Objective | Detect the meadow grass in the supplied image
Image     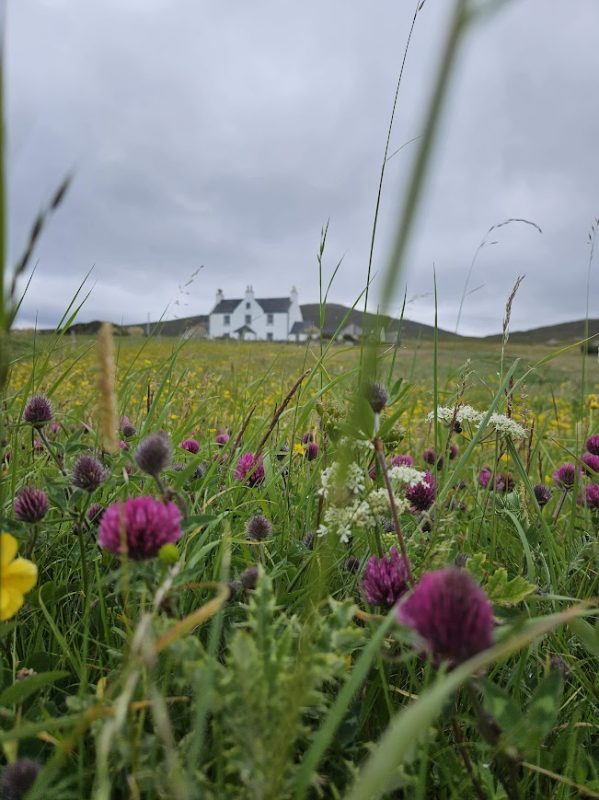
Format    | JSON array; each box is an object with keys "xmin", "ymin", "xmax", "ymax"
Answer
[{"xmin": 0, "ymin": 331, "xmax": 598, "ymax": 799}]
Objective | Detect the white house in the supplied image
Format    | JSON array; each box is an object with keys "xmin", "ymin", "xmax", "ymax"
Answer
[{"xmin": 209, "ymin": 286, "xmax": 304, "ymax": 341}]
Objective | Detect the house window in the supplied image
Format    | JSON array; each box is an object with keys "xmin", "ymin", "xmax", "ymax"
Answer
[
  {"xmin": 267, "ymin": 332, "xmax": 273, "ymax": 341},
  {"xmin": 245, "ymin": 314, "xmax": 251, "ymax": 324},
  {"xmin": 224, "ymin": 315, "xmax": 230, "ymax": 326},
  {"xmin": 246, "ymin": 301, "xmax": 251, "ymax": 309},
  {"xmin": 267, "ymin": 313, "xmax": 274, "ymax": 325}
]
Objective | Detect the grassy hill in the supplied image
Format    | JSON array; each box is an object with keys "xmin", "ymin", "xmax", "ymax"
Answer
[{"xmin": 483, "ymin": 318, "xmax": 599, "ymax": 345}]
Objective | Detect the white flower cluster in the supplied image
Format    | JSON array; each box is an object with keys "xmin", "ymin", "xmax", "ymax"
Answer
[
  {"xmin": 388, "ymin": 465, "xmax": 427, "ymax": 488},
  {"xmin": 317, "ymin": 461, "xmax": 407, "ymax": 543},
  {"xmin": 319, "ymin": 461, "xmax": 367, "ymax": 499},
  {"xmin": 487, "ymin": 413, "xmax": 527, "ymax": 439},
  {"xmin": 317, "ymin": 489, "xmax": 407, "ymax": 543},
  {"xmin": 427, "ymin": 405, "xmax": 526, "ymax": 439},
  {"xmin": 427, "ymin": 405, "xmax": 484, "ymax": 425},
  {"xmin": 339, "ymin": 436, "xmax": 375, "ymax": 452}
]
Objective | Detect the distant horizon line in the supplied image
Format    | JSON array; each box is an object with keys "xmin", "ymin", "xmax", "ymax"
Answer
[{"xmin": 12, "ymin": 299, "xmax": 599, "ymax": 341}]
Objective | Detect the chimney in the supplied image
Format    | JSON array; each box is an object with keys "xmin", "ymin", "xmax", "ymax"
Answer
[
  {"xmin": 215, "ymin": 288, "xmax": 224, "ymax": 306},
  {"xmin": 245, "ymin": 285, "xmax": 254, "ymax": 301},
  {"xmin": 290, "ymin": 286, "xmax": 298, "ymax": 304}
]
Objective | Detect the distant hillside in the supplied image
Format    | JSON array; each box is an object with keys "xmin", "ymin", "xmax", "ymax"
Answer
[
  {"xmin": 299, "ymin": 303, "xmax": 460, "ymax": 340},
  {"xmin": 126, "ymin": 304, "xmax": 459, "ymax": 340},
  {"xmin": 483, "ymin": 318, "xmax": 599, "ymax": 345}
]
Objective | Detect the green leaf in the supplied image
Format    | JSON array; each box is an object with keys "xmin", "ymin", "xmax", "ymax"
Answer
[
  {"xmin": 485, "ymin": 567, "xmax": 536, "ymax": 606},
  {"xmin": 570, "ymin": 617, "xmax": 599, "ymax": 659},
  {"xmin": 0, "ymin": 671, "xmax": 69, "ymax": 706},
  {"xmin": 480, "ymin": 678, "xmax": 521, "ymax": 731},
  {"xmin": 503, "ymin": 671, "xmax": 563, "ymax": 756}
]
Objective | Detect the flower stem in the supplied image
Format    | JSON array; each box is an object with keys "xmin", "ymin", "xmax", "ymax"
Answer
[
  {"xmin": 374, "ymin": 436, "xmax": 412, "ymax": 586},
  {"xmin": 37, "ymin": 426, "xmax": 66, "ymax": 475}
]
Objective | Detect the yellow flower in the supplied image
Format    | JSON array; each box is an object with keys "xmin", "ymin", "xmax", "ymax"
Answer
[
  {"xmin": 0, "ymin": 533, "xmax": 38, "ymax": 621},
  {"xmin": 293, "ymin": 443, "xmax": 305, "ymax": 456}
]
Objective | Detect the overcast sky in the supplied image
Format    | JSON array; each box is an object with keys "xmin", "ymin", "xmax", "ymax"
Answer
[{"xmin": 7, "ymin": 0, "xmax": 599, "ymax": 335}]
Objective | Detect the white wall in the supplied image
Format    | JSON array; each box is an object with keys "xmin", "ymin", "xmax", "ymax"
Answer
[{"xmin": 209, "ymin": 290, "xmax": 304, "ymax": 341}]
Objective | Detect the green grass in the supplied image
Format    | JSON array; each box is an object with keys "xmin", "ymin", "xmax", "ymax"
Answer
[{"xmin": 1, "ymin": 332, "xmax": 598, "ymax": 799}]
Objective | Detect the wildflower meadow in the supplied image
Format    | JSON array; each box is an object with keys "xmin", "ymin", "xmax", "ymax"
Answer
[
  {"xmin": 2, "ymin": 1, "xmax": 599, "ymax": 798},
  {"xmin": 1, "ymin": 325, "xmax": 599, "ymax": 799}
]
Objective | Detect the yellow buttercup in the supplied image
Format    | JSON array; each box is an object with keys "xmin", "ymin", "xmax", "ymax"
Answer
[{"xmin": 0, "ymin": 533, "xmax": 38, "ymax": 621}]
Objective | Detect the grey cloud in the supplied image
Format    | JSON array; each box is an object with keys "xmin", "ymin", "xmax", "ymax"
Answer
[{"xmin": 7, "ymin": 0, "xmax": 599, "ymax": 334}]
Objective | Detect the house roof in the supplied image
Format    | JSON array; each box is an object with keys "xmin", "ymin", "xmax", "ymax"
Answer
[
  {"xmin": 290, "ymin": 320, "xmax": 309, "ymax": 334},
  {"xmin": 211, "ymin": 297, "xmax": 292, "ymax": 315},
  {"xmin": 256, "ymin": 297, "xmax": 291, "ymax": 313},
  {"xmin": 234, "ymin": 324, "xmax": 256, "ymax": 335},
  {"xmin": 212, "ymin": 299, "xmax": 241, "ymax": 314}
]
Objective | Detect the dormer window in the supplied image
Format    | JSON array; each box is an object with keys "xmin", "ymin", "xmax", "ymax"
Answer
[
  {"xmin": 267, "ymin": 313, "xmax": 274, "ymax": 325},
  {"xmin": 224, "ymin": 315, "xmax": 230, "ymax": 326}
]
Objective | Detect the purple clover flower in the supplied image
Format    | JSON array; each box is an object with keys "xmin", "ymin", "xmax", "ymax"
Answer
[
  {"xmin": 72, "ymin": 455, "xmax": 107, "ymax": 492},
  {"xmin": 181, "ymin": 438, "xmax": 200, "ymax": 454},
  {"xmin": 585, "ymin": 484, "xmax": 599, "ymax": 510},
  {"xmin": 533, "ymin": 484, "xmax": 552, "ymax": 507},
  {"xmin": 405, "ymin": 472, "xmax": 436, "ymax": 512},
  {"xmin": 581, "ymin": 452, "xmax": 599, "ymax": 475},
  {"xmin": 552, "ymin": 463, "xmax": 579, "ymax": 489},
  {"xmin": 120, "ymin": 416, "xmax": 137, "ymax": 438},
  {"xmin": 0, "ymin": 758, "xmax": 41, "ymax": 800},
  {"xmin": 422, "ymin": 448, "xmax": 443, "ymax": 469},
  {"xmin": 305, "ymin": 442, "xmax": 319, "ymax": 461},
  {"xmin": 98, "ymin": 496, "xmax": 182, "ymax": 560},
  {"xmin": 361, "ymin": 546, "xmax": 410, "ymax": 608},
  {"xmin": 135, "ymin": 432, "xmax": 171, "ymax": 477},
  {"xmin": 234, "ymin": 452, "xmax": 265, "ymax": 487},
  {"xmin": 586, "ymin": 435, "xmax": 599, "ymax": 456},
  {"xmin": 215, "ymin": 432, "xmax": 230, "ymax": 446},
  {"xmin": 14, "ymin": 487, "xmax": 49, "ymax": 523},
  {"xmin": 23, "ymin": 395, "xmax": 53, "ymax": 427},
  {"xmin": 390, "ymin": 454, "xmax": 414, "ymax": 467},
  {"xmin": 493, "ymin": 473, "xmax": 515, "ymax": 493},
  {"xmin": 397, "ymin": 567, "xmax": 494, "ymax": 666},
  {"xmin": 245, "ymin": 514, "xmax": 272, "ymax": 542},
  {"xmin": 478, "ymin": 467, "xmax": 493, "ymax": 488}
]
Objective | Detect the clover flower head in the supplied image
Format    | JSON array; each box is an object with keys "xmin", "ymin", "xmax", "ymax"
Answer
[
  {"xmin": 234, "ymin": 452, "xmax": 265, "ymax": 486},
  {"xmin": 135, "ymin": 432, "xmax": 172, "ymax": 477},
  {"xmin": 0, "ymin": 758, "xmax": 40, "ymax": 800},
  {"xmin": 533, "ymin": 484, "xmax": 552, "ymax": 507},
  {"xmin": 405, "ymin": 471, "xmax": 436, "ymax": 511},
  {"xmin": 361, "ymin": 546, "xmax": 410, "ymax": 608},
  {"xmin": 479, "ymin": 467, "xmax": 493, "ymax": 488},
  {"xmin": 23, "ymin": 394, "xmax": 53, "ymax": 427},
  {"xmin": 552, "ymin": 463, "xmax": 579, "ymax": 489},
  {"xmin": 246, "ymin": 514, "xmax": 272, "ymax": 542},
  {"xmin": 366, "ymin": 382, "xmax": 389, "ymax": 414},
  {"xmin": 98, "ymin": 496, "xmax": 182, "ymax": 560},
  {"xmin": 585, "ymin": 434, "xmax": 599, "ymax": 456},
  {"xmin": 72, "ymin": 454, "xmax": 107, "ymax": 492},
  {"xmin": 181, "ymin": 438, "xmax": 200, "ymax": 454},
  {"xmin": 585, "ymin": 483, "xmax": 599, "ymax": 510},
  {"xmin": 14, "ymin": 487, "xmax": 49, "ymax": 523},
  {"xmin": 390, "ymin": 454, "xmax": 414, "ymax": 467},
  {"xmin": 581, "ymin": 452, "xmax": 599, "ymax": 475},
  {"xmin": 397, "ymin": 567, "xmax": 494, "ymax": 666},
  {"xmin": 305, "ymin": 442, "xmax": 319, "ymax": 461}
]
